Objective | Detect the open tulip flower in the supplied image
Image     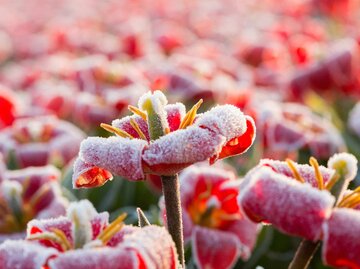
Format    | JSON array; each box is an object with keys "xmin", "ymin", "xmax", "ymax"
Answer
[
  {"xmin": 239, "ymin": 157, "xmax": 337, "ymax": 241},
  {"xmin": 0, "ymin": 115, "xmax": 85, "ymax": 169},
  {"xmin": 0, "ymin": 200, "xmax": 178, "ymax": 269},
  {"xmin": 0, "ymin": 164, "xmax": 68, "ymax": 243},
  {"xmin": 160, "ymin": 166, "xmax": 259, "ymax": 269},
  {"xmin": 72, "ymin": 90, "xmax": 255, "ymax": 188}
]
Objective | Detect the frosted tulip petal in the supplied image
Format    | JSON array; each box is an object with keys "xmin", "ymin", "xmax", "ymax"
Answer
[
  {"xmin": 143, "ymin": 127, "xmax": 225, "ymax": 175},
  {"xmin": 239, "ymin": 167, "xmax": 335, "ymax": 240},
  {"xmin": 72, "ymin": 158, "xmax": 113, "ymax": 188},
  {"xmin": 195, "ymin": 104, "xmax": 247, "ymax": 141},
  {"xmin": 322, "ymin": 208, "xmax": 360, "ymax": 269},
  {"xmin": 192, "ymin": 226, "xmax": 240, "ymax": 269},
  {"xmin": 0, "ymin": 240, "xmax": 58, "ymax": 269},
  {"xmin": 80, "ymin": 136, "xmax": 148, "ymax": 180},
  {"xmin": 48, "ymin": 247, "xmax": 138, "ymax": 269}
]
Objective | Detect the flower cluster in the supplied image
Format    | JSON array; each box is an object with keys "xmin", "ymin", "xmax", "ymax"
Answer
[
  {"xmin": 0, "ymin": 116, "xmax": 85, "ymax": 168},
  {"xmin": 0, "ymin": 162, "xmax": 68, "ymax": 243},
  {"xmin": 161, "ymin": 166, "xmax": 259, "ymax": 269},
  {"xmin": 0, "ymin": 200, "xmax": 177, "ymax": 269}
]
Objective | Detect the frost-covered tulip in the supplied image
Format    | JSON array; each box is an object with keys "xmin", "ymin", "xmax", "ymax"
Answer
[
  {"xmin": 239, "ymin": 158, "xmax": 336, "ymax": 241},
  {"xmin": 73, "ymin": 90, "xmax": 255, "ymax": 188},
  {"xmin": 0, "ymin": 200, "xmax": 177, "ymax": 269},
  {"xmin": 256, "ymin": 101, "xmax": 345, "ymax": 160},
  {"xmin": 0, "ymin": 115, "xmax": 85, "ymax": 168},
  {"xmin": 161, "ymin": 166, "xmax": 259, "ymax": 269},
  {"xmin": 0, "ymin": 165, "xmax": 68, "ymax": 243},
  {"xmin": 321, "ymin": 153, "xmax": 360, "ymax": 268}
]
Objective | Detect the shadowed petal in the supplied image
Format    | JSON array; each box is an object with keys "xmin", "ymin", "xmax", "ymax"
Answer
[
  {"xmin": 72, "ymin": 158, "xmax": 113, "ymax": 188},
  {"xmin": 224, "ymin": 218, "xmax": 259, "ymax": 260},
  {"xmin": 192, "ymin": 226, "xmax": 240, "ymax": 269}
]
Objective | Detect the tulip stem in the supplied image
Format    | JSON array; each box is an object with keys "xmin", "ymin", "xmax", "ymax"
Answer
[
  {"xmin": 161, "ymin": 174, "xmax": 185, "ymax": 268},
  {"xmin": 288, "ymin": 240, "xmax": 320, "ymax": 269}
]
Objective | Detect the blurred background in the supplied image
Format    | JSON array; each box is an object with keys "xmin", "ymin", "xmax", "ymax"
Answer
[{"xmin": 0, "ymin": 0, "xmax": 360, "ymax": 268}]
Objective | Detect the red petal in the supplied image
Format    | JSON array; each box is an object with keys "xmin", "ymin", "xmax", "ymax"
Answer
[
  {"xmin": 165, "ymin": 103, "xmax": 185, "ymax": 132},
  {"xmin": 212, "ymin": 116, "xmax": 255, "ymax": 163},
  {"xmin": 0, "ymin": 89, "xmax": 16, "ymax": 128},
  {"xmin": 73, "ymin": 158, "xmax": 113, "ymax": 188},
  {"xmin": 192, "ymin": 226, "xmax": 240, "ymax": 269},
  {"xmin": 16, "ymin": 144, "xmax": 50, "ymax": 168},
  {"xmin": 322, "ymin": 208, "xmax": 360, "ymax": 269},
  {"xmin": 112, "ymin": 115, "xmax": 150, "ymax": 141}
]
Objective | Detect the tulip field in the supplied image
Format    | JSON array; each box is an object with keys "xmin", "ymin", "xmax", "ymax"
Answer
[{"xmin": 0, "ymin": 0, "xmax": 360, "ymax": 268}]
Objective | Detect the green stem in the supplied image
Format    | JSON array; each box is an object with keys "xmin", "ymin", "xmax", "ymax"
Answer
[
  {"xmin": 161, "ymin": 175, "xmax": 185, "ymax": 268},
  {"xmin": 288, "ymin": 240, "xmax": 320, "ymax": 269}
]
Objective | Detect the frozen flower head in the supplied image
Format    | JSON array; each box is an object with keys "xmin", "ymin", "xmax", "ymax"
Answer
[
  {"xmin": 0, "ymin": 115, "xmax": 85, "ymax": 169},
  {"xmin": 73, "ymin": 90, "xmax": 255, "ymax": 188},
  {"xmin": 160, "ymin": 166, "xmax": 259, "ymax": 269},
  {"xmin": 257, "ymin": 102, "xmax": 345, "ymax": 160},
  {"xmin": 0, "ymin": 165, "xmax": 68, "ymax": 243},
  {"xmin": 239, "ymin": 156, "xmax": 338, "ymax": 241},
  {"xmin": 0, "ymin": 200, "xmax": 177, "ymax": 269}
]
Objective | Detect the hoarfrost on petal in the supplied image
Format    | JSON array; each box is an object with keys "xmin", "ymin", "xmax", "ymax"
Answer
[
  {"xmin": 121, "ymin": 225, "xmax": 177, "ymax": 269},
  {"xmin": 143, "ymin": 126, "xmax": 225, "ymax": 167},
  {"xmin": 259, "ymin": 159, "xmax": 335, "ymax": 188},
  {"xmin": 0, "ymin": 240, "xmax": 58, "ymax": 269},
  {"xmin": 49, "ymin": 247, "xmax": 138, "ymax": 269},
  {"xmin": 239, "ymin": 166, "xmax": 335, "ymax": 241},
  {"xmin": 322, "ymin": 208, "xmax": 360, "ymax": 268},
  {"xmin": 112, "ymin": 115, "xmax": 150, "ymax": 140},
  {"xmin": 79, "ymin": 136, "xmax": 148, "ymax": 180},
  {"xmin": 67, "ymin": 200, "xmax": 97, "ymax": 247},
  {"xmin": 195, "ymin": 105, "xmax": 246, "ymax": 141},
  {"xmin": 165, "ymin": 103, "xmax": 186, "ymax": 132},
  {"xmin": 138, "ymin": 90, "xmax": 168, "ymax": 115}
]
